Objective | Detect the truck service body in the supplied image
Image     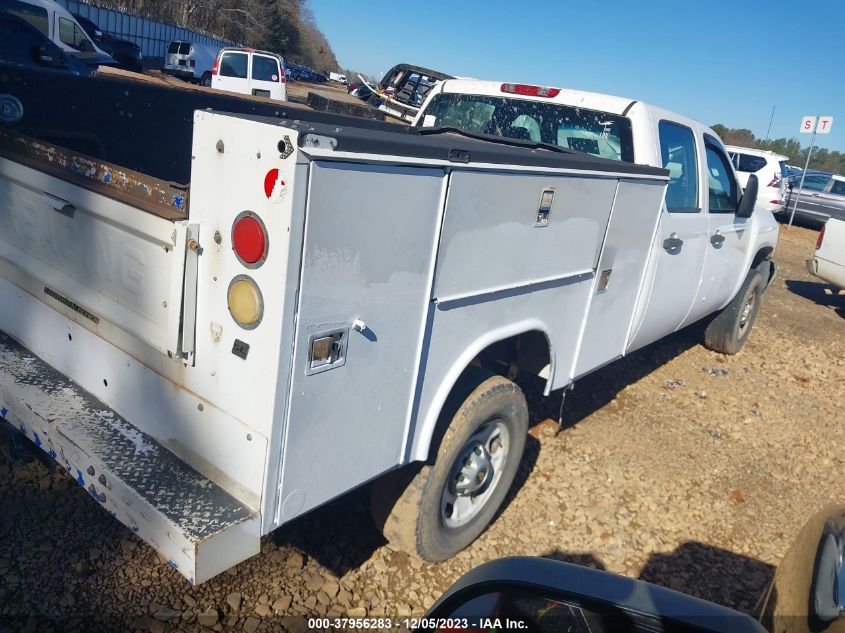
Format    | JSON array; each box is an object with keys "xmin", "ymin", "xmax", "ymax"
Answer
[{"xmin": 0, "ymin": 66, "xmax": 771, "ymax": 583}]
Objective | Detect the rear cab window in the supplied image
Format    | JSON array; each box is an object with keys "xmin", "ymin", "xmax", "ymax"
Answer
[
  {"xmin": 1, "ymin": 0, "xmax": 48, "ymax": 35},
  {"xmin": 419, "ymin": 93, "xmax": 634, "ymax": 162},
  {"xmin": 658, "ymin": 120, "xmax": 699, "ymax": 212},
  {"xmin": 251, "ymin": 54, "xmax": 279, "ymax": 82},
  {"xmin": 167, "ymin": 41, "xmax": 180, "ymax": 55},
  {"xmin": 219, "ymin": 51, "xmax": 248, "ymax": 78}
]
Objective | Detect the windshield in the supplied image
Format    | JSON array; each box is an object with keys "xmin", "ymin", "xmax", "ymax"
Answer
[{"xmin": 419, "ymin": 93, "xmax": 634, "ymax": 162}]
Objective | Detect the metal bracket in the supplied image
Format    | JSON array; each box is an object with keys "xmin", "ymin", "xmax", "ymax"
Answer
[{"xmin": 166, "ymin": 221, "xmax": 200, "ymax": 365}]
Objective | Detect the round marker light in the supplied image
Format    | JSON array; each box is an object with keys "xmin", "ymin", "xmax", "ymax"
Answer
[
  {"xmin": 232, "ymin": 212, "xmax": 268, "ymax": 267},
  {"xmin": 227, "ymin": 276, "xmax": 263, "ymax": 329}
]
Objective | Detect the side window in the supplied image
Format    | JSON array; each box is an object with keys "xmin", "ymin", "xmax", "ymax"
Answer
[
  {"xmin": 219, "ymin": 52, "xmax": 248, "ymax": 78},
  {"xmin": 736, "ymin": 153, "xmax": 767, "ymax": 173},
  {"xmin": 1, "ymin": 0, "xmax": 48, "ymax": 35},
  {"xmin": 801, "ymin": 175, "xmax": 830, "ymax": 191},
  {"xmin": 251, "ymin": 55, "xmax": 279, "ymax": 82},
  {"xmin": 58, "ymin": 17, "xmax": 88, "ymax": 51},
  {"xmin": 167, "ymin": 41, "xmax": 179, "ymax": 54},
  {"xmin": 704, "ymin": 139, "xmax": 738, "ymax": 213},
  {"xmin": 658, "ymin": 121, "xmax": 699, "ymax": 212},
  {"xmin": 0, "ymin": 17, "xmax": 42, "ymax": 53},
  {"xmin": 829, "ymin": 180, "xmax": 845, "ymax": 196}
]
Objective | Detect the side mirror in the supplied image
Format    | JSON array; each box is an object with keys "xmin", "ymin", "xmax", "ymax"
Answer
[
  {"xmin": 29, "ymin": 45, "xmax": 67, "ymax": 69},
  {"xmin": 737, "ymin": 173, "xmax": 758, "ymax": 218},
  {"xmin": 423, "ymin": 557, "xmax": 766, "ymax": 633},
  {"xmin": 759, "ymin": 505, "xmax": 845, "ymax": 631},
  {"xmin": 94, "ymin": 29, "xmax": 103, "ymax": 40}
]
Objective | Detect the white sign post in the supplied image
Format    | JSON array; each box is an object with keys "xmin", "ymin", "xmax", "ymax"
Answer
[{"xmin": 789, "ymin": 115, "xmax": 834, "ymax": 226}]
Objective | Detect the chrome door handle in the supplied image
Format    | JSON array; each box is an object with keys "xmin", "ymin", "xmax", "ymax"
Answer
[
  {"xmin": 663, "ymin": 233, "xmax": 683, "ymax": 251},
  {"xmin": 710, "ymin": 231, "xmax": 726, "ymax": 246}
]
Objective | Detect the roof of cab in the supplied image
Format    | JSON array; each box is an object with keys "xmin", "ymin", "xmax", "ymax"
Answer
[
  {"xmin": 725, "ymin": 145, "xmax": 789, "ymax": 161},
  {"xmin": 436, "ymin": 79, "xmax": 637, "ymax": 116}
]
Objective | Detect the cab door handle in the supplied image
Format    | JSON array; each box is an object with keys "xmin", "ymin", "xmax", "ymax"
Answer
[
  {"xmin": 710, "ymin": 231, "xmax": 725, "ymax": 246},
  {"xmin": 663, "ymin": 233, "xmax": 683, "ymax": 251}
]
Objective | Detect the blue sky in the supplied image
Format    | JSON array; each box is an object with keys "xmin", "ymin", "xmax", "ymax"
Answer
[{"xmin": 311, "ymin": 0, "xmax": 844, "ymax": 152}]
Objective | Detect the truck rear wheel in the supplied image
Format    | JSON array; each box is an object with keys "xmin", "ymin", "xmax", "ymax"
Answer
[
  {"xmin": 703, "ymin": 269, "xmax": 764, "ymax": 355},
  {"xmin": 375, "ymin": 369, "xmax": 528, "ymax": 562}
]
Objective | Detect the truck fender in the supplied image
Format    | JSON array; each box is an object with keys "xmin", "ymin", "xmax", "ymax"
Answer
[{"xmin": 408, "ymin": 319, "xmax": 554, "ymax": 464}]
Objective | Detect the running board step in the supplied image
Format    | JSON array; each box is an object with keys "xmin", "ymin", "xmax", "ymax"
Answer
[{"xmin": 0, "ymin": 331, "xmax": 259, "ymax": 584}]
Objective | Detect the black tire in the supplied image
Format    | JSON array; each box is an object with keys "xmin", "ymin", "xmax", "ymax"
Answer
[
  {"xmin": 703, "ymin": 269, "xmax": 764, "ymax": 354},
  {"xmin": 376, "ymin": 368, "xmax": 528, "ymax": 562},
  {"xmin": 200, "ymin": 71, "xmax": 212, "ymax": 87}
]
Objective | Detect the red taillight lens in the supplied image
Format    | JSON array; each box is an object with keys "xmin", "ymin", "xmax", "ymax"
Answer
[
  {"xmin": 211, "ymin": 58, "xmax": 219, "ymax": 76},
  {"xmin": 767, "ymin": 172, "xmax": 779, "ymax": 188},
  {"xmin": 816, "ymin": 225, "xmax": 825, "ymax": 250},
  {"xmin": 232, "ymin": 213, "xmax": 268, "ymax": 266},
  {"xmin": 279, "ymin": 66, "xmax": 286, "ymax": 83},
  {"xmin": 190, "ymin": 59, "xmax": 196, "ymax": 68},
  {"xmin": 501, "ymin": 83, "xmax": 560, "ymax": 98}
]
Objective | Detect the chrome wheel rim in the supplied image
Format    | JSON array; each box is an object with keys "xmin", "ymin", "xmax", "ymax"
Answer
[
  {"xmin": 441, "ymin": 420, "xmax": 509, "ymax": 529},
  {"xmin": 738, "ymin": 291, "xmax": 756, "ymax": 335}
]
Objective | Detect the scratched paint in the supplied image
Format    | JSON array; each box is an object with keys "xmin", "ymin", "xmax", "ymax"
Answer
[{"xmin": 0, "ymin": 129, "xmax": 189, "ymax": 216}]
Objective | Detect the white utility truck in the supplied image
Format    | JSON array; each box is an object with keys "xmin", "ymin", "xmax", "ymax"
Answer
[{"xmin": 0, "ymin": 67, "xmax": 773, "ymax": 584}]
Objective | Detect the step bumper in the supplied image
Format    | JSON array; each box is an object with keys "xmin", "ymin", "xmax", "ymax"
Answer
[{"xmin": 0, "ymin": 330, "xmax": 260, "ymax": 584}]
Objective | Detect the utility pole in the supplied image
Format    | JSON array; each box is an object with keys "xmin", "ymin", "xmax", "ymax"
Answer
[{"xmin": 789, "ymin": 115, "xmax": 818, "ymax": 226}]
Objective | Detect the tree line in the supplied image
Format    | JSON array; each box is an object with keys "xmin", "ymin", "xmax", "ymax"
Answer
[
  {"xmin": 86, "ymin": 0, "xmax": 339, "ymax": 74},
  {"xmin": 712, "ymin": 124, "xmax": 845, "ymax": 175}
]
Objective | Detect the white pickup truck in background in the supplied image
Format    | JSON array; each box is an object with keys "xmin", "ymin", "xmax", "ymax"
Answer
[
  {"xmin": 0, "ymin": 65, "xmax": 775, "ymax": 584},
  {"xmin": 807, "ymin": 218, "xmax": 845, "ymax": 289}
]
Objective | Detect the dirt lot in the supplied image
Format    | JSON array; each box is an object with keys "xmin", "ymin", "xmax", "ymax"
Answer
[{"xmin": 1, "ymin": 224, "xmax": 843, "ymax": 633}]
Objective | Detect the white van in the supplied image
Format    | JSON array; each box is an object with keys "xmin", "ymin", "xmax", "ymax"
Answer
[
  {"xmin": 0, "ymin": 0, "xmax": 115, "ymax": 67},
  {"xmin": 163, "ymin": 40, "xmax": 220, "ymax": 86},
  {"xmin": 210, "ymin": 47, "xmax": 287, "ymax": 101}
]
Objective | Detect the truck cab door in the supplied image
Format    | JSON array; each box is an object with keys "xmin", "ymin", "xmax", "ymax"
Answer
[
  {"xmin": 213, "ymin": 50, "xmax": 248, "ymax": 95},
  {"xmin": 628, "ymin": 121, "xmax": 708, "ymax": 351},
  {"xmin": 680, "ymin": 136, "xmax": 748, "ymax": 327}
]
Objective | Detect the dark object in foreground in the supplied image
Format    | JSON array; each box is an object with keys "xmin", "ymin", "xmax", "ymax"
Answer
[{"xmin": 423, "ymin": 507, "xmax": 845, "ymax": 633}]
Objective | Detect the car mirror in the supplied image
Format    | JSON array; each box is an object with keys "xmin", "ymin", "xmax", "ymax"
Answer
[
  {"xmin": 421, "ymin": 557, "xmax": 766, "ymax": 633},
  {"xmin": 94, "ymin": 29, "xmax": 103, "ymax": 39},
  {"xmin": 759, "ymin": 505, "xmax": 845, "ymax": 631},
  {"xmin": 737, "ymin": 173, "xmax": 758, "ymax": 218},
  {"xmin": 29, "ymin": 45, "xmax": 66, "ymax": 69}
]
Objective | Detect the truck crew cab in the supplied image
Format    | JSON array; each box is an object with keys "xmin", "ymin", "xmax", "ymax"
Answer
[{"xmin": 415, "ymin": 79, "xmax": 780, "ymax": 355}]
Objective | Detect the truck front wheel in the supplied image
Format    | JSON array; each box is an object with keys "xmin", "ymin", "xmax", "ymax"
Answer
[
  {"xmin": 703, "ymin": 269, "xmax": 764, "ymax": 355},
  {"xmin": 374, "ymin": 369, "xmax": 528, "ymax": 562}
]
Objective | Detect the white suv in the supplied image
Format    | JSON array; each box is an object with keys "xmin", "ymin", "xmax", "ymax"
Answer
[{"xmin": 726, "ymin": 146, "xmax": 789, "ymax": 215}]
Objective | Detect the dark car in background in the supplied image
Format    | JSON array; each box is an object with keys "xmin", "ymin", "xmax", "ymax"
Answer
[
  {"xmin": 73, "ymin": 13, "xmax": 142, "ymax": 72},
  {"xmin": 0, "ymin": 13, "xmax": 93, "ymax": 79}
]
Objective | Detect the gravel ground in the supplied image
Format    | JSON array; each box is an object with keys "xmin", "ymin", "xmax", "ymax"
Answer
[{"xmin": 1, "ymin": 224, "xmax": 843, "ymax": 632}]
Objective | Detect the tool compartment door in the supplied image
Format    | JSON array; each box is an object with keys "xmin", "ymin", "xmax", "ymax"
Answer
[
  {"xmin": 278, "ymin": 161, "xmax": 444, "ymax": 521},
  {"xmin": 572, "ymin": 178, "xmax": 666, "ymax": 378}
]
